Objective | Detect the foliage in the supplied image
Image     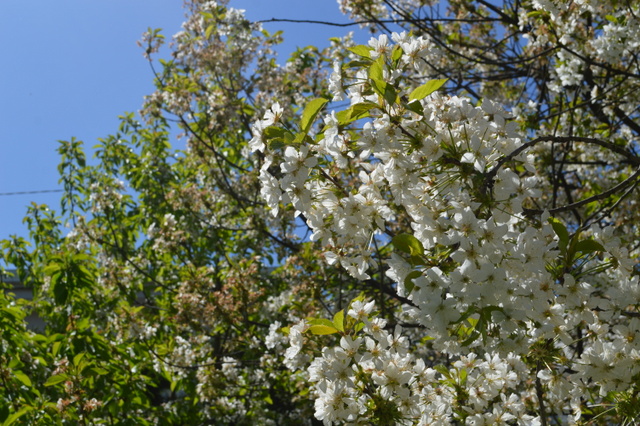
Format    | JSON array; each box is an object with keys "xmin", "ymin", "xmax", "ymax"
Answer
[{"xmin": 2, "ymin": 0, "xmax": 640, "ymax": 424}]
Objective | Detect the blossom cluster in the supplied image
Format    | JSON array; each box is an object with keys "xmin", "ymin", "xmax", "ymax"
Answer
[
  {"xmin": 258, "ymin": 32, "xmax": 640, "ymax": 423},
  {"xmin": 288, "ymin": 301, "xmax": 545, "ymax": 425}
]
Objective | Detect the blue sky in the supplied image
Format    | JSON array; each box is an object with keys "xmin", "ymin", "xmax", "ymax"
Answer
[{"xmin": 0, "ymin": 1, "xmax": 364, "ymax": 241}]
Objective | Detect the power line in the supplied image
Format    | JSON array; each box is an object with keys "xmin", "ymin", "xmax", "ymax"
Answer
[{"xmin": 0, "ymin": 189, "xmax": 63, "ymax": 197}]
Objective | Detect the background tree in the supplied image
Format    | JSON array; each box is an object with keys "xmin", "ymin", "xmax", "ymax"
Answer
[{"xmin": 1, "ymin": 0, "xmax": 640, "ymax": 424}]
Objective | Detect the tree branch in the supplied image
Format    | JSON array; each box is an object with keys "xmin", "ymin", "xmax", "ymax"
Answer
[
  {"xmin": 256, "ymin": 17, "xmax": 501, "ymax": 27},
  {"xmin": 486, "ymin": 135, "xmax": 640, "ymax": 186},
  {"xmin": 524, "ymin": 166, "xmax": 640, "ymax": 216}
]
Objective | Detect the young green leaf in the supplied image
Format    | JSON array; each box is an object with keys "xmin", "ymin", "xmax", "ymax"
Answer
[
  {"xmin": 369, "ymin": 56, "xmax": 384, "ymax": 81},
  {"xmin": 548, "ymin": 217, "xmax": 570, "ymax": 254},
  {"xmin": 408, "ymin": 78, "xmax": 448, "ymax": 102},
  {"xmin": 348, "ymin": 44, "xmax": 372, "ymax": 59},
  {"xmin": 13, "ymin": 371, "xmax": 32, "ymax": 387},
  {"xmin": 308, "ymin": 324, "xmax": 339, "ymax": 335},
  {"xmin": 51, "ymin": 341, "xmax": 62, "ymax": 358},
  {"xmin": 575, "ymin": 238, "xmax": 605, "ymax": 254},
  {"xmin": 392, "ymin": 233, "xmax": 424, "ymax": 256},
  {"xmin": 391, "ymin": 45, "xmax": 403, "ymax": 66},
  {"xmin": 335, "ymin": 102, "xmax": 377, "ymax": 125},
  {"xmin": 333, "ymin": 309, "xmax": 345, "ymax": 333},
  {"xmin": 73, "ymin": 352, "xmax": 86, "ymax": 367},
  {"xmin": 3, "ymin": 407, "xmax": 31, "ymax": 426},
  {"xmin": 44, "ymin": 374, "xmax": 69, "ymax": 387},
  {"xmin": 404, "ymin": 270, "xmax": 422, "ymax": 294},
  {"xmin": 263, "ymin": 126, "xmax": 288, "ymax": 139},
  {"xmin": 89, "ymin": 367, "xmax": 109, "ymax": 376},
  {"xmin": 300, "ymin": 98, "xmax": 329, "ymax": 134}
]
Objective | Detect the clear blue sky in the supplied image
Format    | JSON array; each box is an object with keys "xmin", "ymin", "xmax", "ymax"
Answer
[{"xmin": 0, "ymin": 1, "xmax": 365, "ymax": 241}]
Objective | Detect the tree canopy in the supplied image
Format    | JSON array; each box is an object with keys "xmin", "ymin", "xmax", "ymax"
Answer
[{"xmin": 2, "ymin": 0, "xmax": 640, "ymax": 424}]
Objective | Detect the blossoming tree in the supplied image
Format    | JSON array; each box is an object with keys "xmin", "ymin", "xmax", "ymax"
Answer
[{"xmin": 2, "ymin": 0, "xmax": 640, "ymax": 424}]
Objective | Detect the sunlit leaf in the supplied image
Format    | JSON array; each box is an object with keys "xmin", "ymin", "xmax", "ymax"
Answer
[
  {"xmin": 308, "ymin": 324, "xmax": 339, "ymax": 335},
  {"xmin": 44, "ymin": 374, "xmax": 69, "ymax": 387},
  {"xmin": 348, "ymin": 44, "xmax": 372, "ymax": 59},
  {"xmin": 13, "ymin": 371, "xmax": 32, "ymax": 387},
  {"xmin": 408, "ymin": 79, "xmax": 448, "ymax": 102},
  {"xmin": 333, "ymin": 309, "xmax": 345, "ymax": 333},
  {"xmin": 300, "ymin": 98, "xmax": 328, "ymax": 134}
]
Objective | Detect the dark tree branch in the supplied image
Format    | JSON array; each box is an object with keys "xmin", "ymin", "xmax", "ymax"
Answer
[
  {"xmin": 486, "ymin": 136, "xmax": 640, "ymax": 186},
  {"xmin": 256, "ymin": 17, "xmax": 501, "ymax": 27},
  {"xmin": 524, "ymin": 166, "xmax": 640, "ymax": 216}
]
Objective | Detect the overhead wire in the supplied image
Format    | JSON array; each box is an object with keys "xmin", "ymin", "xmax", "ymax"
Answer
[{"xmin": 0, "ymin": 189, "xmax": 63, "ymax": 197}]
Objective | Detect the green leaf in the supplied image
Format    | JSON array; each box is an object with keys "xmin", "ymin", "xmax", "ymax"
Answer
[
  {"xmin": 406, "ymin": 100, "xmax": 424, "ymax": 115},
  {"xmin": 335, "ymin": 102, "xmax": 377, "ymax": 125},
  {"xmin": 408, "ymin": 79, "xmax": 448, "ymax": 102},
  {"xmin": 13, "ymin": 371, "xmax": 32, "ymax": 387},
  {"xmin": 51, "ymin": 275, "xmax": 69, "ymax": 305},
  {"xmin": 575, "ymin": 239, "xmax": 605, "ymax": 254},
  {"xmin": 348, "ymin": 45, "xmax": 372, "ymax": 59},
  {"xmin": 392, "ymin": 234, "xmax": 424, "ymax": 256},
  {"xmin": 205, "ymin": 24, "xmax": 214, "ymax": 39},
  {"xmin": 300, "ymin": 98, "xmax": 328, "ymax": 134},
  {"xmin": 458, "ymin": 367, "xmax": 468, "ymax": 385},
  {"xmin": 265, "ymin": 126, "xmax": 295, "ymax": 149},
  {"xmin": 73, "ymin": 352, "xmax": 86, "ymax": 367},
  {"xmin": 89, "ymin": 367, "xmax": 109, "ymax": 376},
  {"xmin": 43, "ymin": 263, "xmax": 62, "ymax": 276},
  {"xmin": 452, "ymin": 306, "xmax": 477, "ymax": 325},
  {"xmin": 307, "ymin": 318, "xmax": 336, "ymax": 328},
  {"xmin": 409, "ymin": 255, "xmax": 426, "ymax": 267},
  {"xmin": 263, "ymin": 126, "xmax": 288, "ymax": 139},
  {"xmin": 548, "ymin": 217, "xmax": 569, "ymax": 254},
  {"xmin": 308, "ymin": 324, "xmax": 339, "ymax": 335},
  {"xmin": 391, "ymin": 45, "xmax": 403, "ymax": 66},
  {"xmin": 332, "ymin": 310, "xmax": 345, "ymax": 333},
  {"xmin": 526, "ymin": 10, "xmax": 546, "ymax": 18},
  {"xmin": 44, "ymin": 374, "xmax": 69, "ymax": 387},
  {"xmin": 461, "ymin": 330, "xmax": 481, "ymax": 347},
  {"xmin": 293, "ymin": 132, "xmax": 308, "ymax": 144},
  {"xmin": 344, "ymin": 60, "xmax": 371, "ymax": 69},
  {"xmin": 51, "ymin": 341, "xmax": 62, "ymax": 357},
  {"xmin": 434, "ymin": 364, "xmax": 451, "ymax": 378},
  {"xmin": 4, "ymin": 407, "xmax": 31, "ymax": 426},
  {"xmin": 369, "ymin": 56, "xmax": 384, "ymax": 81},
  {"xmin": 371, "ymin": 79, "xmax": 398, "ymax": 105},
  {"xmin": 0, "ymin": 402, "xmax": 8, "ymax": 423},
  {"xmin": 404, "ymin": 270, "xmax": 422, "ymax": 294}
]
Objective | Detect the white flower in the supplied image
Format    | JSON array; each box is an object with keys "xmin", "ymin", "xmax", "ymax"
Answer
[
  {"xmin": 347, "ymin": 300, "xmax": 375, "ymax": 321},
  {"xmin": 368, "ymin": 34, "xmax": 391, "ymax": 59}
]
